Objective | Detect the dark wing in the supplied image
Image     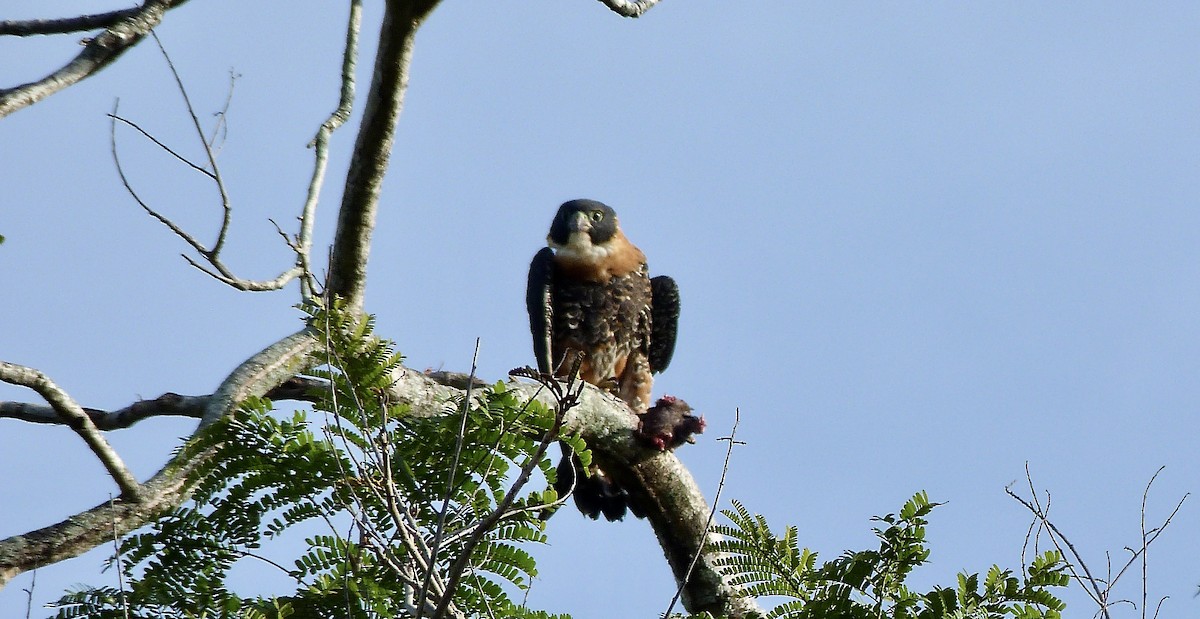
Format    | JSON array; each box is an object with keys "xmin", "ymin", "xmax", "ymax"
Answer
[
  {"xmin": 527, "ymin": 247, "xmax": 556, "ymax": 374},
  {"xmin": 648, "ymin": 275, "xmax": 680, "ymax": 374}
]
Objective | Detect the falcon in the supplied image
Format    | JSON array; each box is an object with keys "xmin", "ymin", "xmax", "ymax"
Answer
[{"xmin": 527, "ymin": 198, "xmax": 680, "ymax": 520}]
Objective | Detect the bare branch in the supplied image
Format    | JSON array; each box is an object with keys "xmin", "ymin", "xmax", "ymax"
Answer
[
  {"xmin": 0, "ymin": 452, "xmax": 203, "ymax": 590},
  {"xmin": 1007, "ymin": 469, "xmax": 1107, "ymax": 611},
  {"xmin": 300, "ymin": 0, "xmax": 363, "ymax": 299},
  {"xmin": 109, "ymin": 100, "xmax": 211, "ymax": 257},
  {"xmin": 430, "ymin": 361, "xmax": 577, "ymax": 619},
  {"xmin": 0, "ymin": 1, "xmax": 188, "ymax": 37},
  {"xmin": 327, "ymin": 0, "xmax": 442, "ymax": 310},
  {"xmin": 0, "ymin": 362, "xmax": 142, "ymax": 500},
  {"xmin": 109, "ymin": 495, "xmax": 130, "ymax": 613},
  {"xmin": 1007, "ymin": 465, "xmax": 1188, "ymax": 619},
  {"xmin": 0, "ymin": 0, "xmax": 188, "ymax": 118},
  {"xmin": 595, "ymin": 0, "xmax": 664, "ymax": 18},
  {"xmin": 0, "ymin": 328, "xmax": 321, "ymax": 589},
  {"xmin": 148, "ymin": 32, "xmax": 235, "ymax": 257},
  {"xmin": 109, "ymin": 112, "xmax": 215, "ymax": 179},
  {"xmin": 110, "ymin": 98, "xmax": 306, "ymax": 292},
  {"xmin": 0, "ymin": 377, "xmax": 326, "ymax": 430},
  {"xmin": 21, "ymin": 569, "xmax": 33, "ymax": 619}
]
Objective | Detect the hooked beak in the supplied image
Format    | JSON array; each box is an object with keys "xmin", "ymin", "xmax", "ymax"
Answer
[{"xmin": 568, "ymin": 211, "xmax": 592, "ymax": 234}]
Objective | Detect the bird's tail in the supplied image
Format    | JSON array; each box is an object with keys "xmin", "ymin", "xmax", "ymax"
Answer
[{"xmin": 551, "ymin": 447, "xmax": 644, "ymax": 522}]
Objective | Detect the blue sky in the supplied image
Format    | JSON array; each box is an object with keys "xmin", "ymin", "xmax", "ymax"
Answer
[{"xmin": 2, "ymin": 1, "xmax": 1198, "ymax": 616}]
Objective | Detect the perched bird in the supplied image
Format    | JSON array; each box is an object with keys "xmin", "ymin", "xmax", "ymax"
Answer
[
  {"xmin": 636, "ymin": 395, "xmax": 706, "ymax": 452},
  {"xmin": 527, "ymin": 199, "xmax": 680, "ymax": 520}
]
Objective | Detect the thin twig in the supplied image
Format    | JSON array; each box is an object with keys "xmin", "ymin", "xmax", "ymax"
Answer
[
  {"xmin": 110, "ymin": 495, "xmax": 130, "ymax": 619},
  {"xmin": 1008, "ymin": 470, "xmax": 1106, "ymax": 612},
  {"xmin": 106, "ymin": 34, "xmax": 303, "ymax": 292},
  {"xmin": 149, "ymin": 31, "xmax": 233, "ymax": 257},
  {"xmin": 22, "ymin": 570, "xmax": 35, "ymax": 619},
  {"xmin": 664, "ymin": 407, "xmax": 744, "ymax": 618},
  {"xmin": 417, "ymin": 338, "xmax": 482, "ymax": 619},
  {"xmin": 206, "ymin": 70, "xmax": 238, "ymax": 151},
  {"xmin": 107, "ymin": 113, "xmax": 214, "ymax": 178},
  {"xmin": 110, "ymin": 100, "xmax": 210, "ymax": 258},
  {"xmin": 1140, "ymin": 468, "xmax": 1155, "ymax": 619},
  {"xmin": 1008, "ymin": 464, "xmax": 1188, "ymax": 619},
  {"xmin": 431, "ymin": 361, "xmax": 581, "ymax": 619},
  {"xmin": 319, "ymin": 307, "xmax": 439, "ymax": 588}
]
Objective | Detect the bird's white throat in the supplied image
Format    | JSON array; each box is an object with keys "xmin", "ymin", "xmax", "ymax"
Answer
[{"xmin": 550, "ymin": 231, "xmax": 615, "ymax": 264}]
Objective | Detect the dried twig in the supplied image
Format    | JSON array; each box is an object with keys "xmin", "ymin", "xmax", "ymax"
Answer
[
  {"xmin": 1007, "ymin": 464, "xmax": 1187, "ymax": 619},
  {"xmin": 206, "ymin": 70, "xmax": 238, "ymax": 152},
  {"xmin": 107, "ymin": 38, "xmax": 308, "ymax": 292},
  {"xmin": 21, "ymin": 570, "xmax": 34, "ymax": 619},
  {"xmin": 417, "ymin": 338, "xmax": 483, "ymax": 619},
  {"xmin": 110, "ymin": 495, "xmax": 130, "ymax": 619}
]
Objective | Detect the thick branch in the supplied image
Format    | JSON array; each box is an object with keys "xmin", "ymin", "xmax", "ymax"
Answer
[
  {"xmin": 0, "ymin": 0, "xmax": 189, "ymax": 118},
  {"xmin": 0, "ymin": 328, "xmax": 320, "ymax": 590},
  {"xmin": 0, "ymin": 450, "xmax": 205, "ymax": 590},
  {"xmin": 326, "ymin": 0, "xmax": 441, "ymax": 310},
  {"xmin": 0, "ymin": 355, "xmax": 757, "ymax": 614},
  {"xmin": 385, "ymin": 366, "xmax": 762, "ymax": 618}
]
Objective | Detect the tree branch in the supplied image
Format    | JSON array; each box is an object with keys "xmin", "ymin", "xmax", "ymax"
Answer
[
  {"xmin": 0, "ymin": 1, "xmax": 188, "ymax": 37},
  {"xmin": 0, "ymin": 328, "xmax": 321, "ymax": 590},
  {"xmin": 387, "ymin": 366, "xmax": 761, "ymax": 618},
  {"xmin": 327, "ymin": 0, "xmax": 442, "ymax": 310},
  {"xmin": 0, "ymin": 354, "xmax": 757, "ymax": 615},
  {"xmin": 301, "ymin": 0, "xmax": 364, "ymax": 299},
  {"xmin": 0, "ymin": 377, "xmax": 326, "ymax": 430},
  {"xmin": 109, "ymin": 59, "xmax": 306, "ymax": 294},
  {"xmin": 595, "ymin": 0, "xmax": 664, "ymax": 18},
  {"xmin": 0, "ymin": 0, "xmax": 188, "ymax": 118},
  {"xmin": 0, "ymin": 362, "xmax": 142, "ymax": 500},
  {"xmin": 0, "ymin": 450, "xmax": 204, "ymax": 591}
]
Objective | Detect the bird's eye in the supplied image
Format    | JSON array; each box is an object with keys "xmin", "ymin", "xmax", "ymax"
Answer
[{"xmin": 590, "ymin": 210, "xmax": 605, "ymax": 222}]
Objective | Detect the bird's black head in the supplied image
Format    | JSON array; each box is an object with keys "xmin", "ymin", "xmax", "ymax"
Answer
[{"xmin": 547, "ymin": 199, "xmax": 618, "ymax": 247}]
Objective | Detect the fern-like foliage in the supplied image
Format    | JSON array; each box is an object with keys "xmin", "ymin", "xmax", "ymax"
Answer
[
  {"xmin": 710, "ymin": 492, "xmax": 1069, "ymax": 619},
  {"xmin": 51, "ymin": 300, "xmax": 568, "ymax": 619}
]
